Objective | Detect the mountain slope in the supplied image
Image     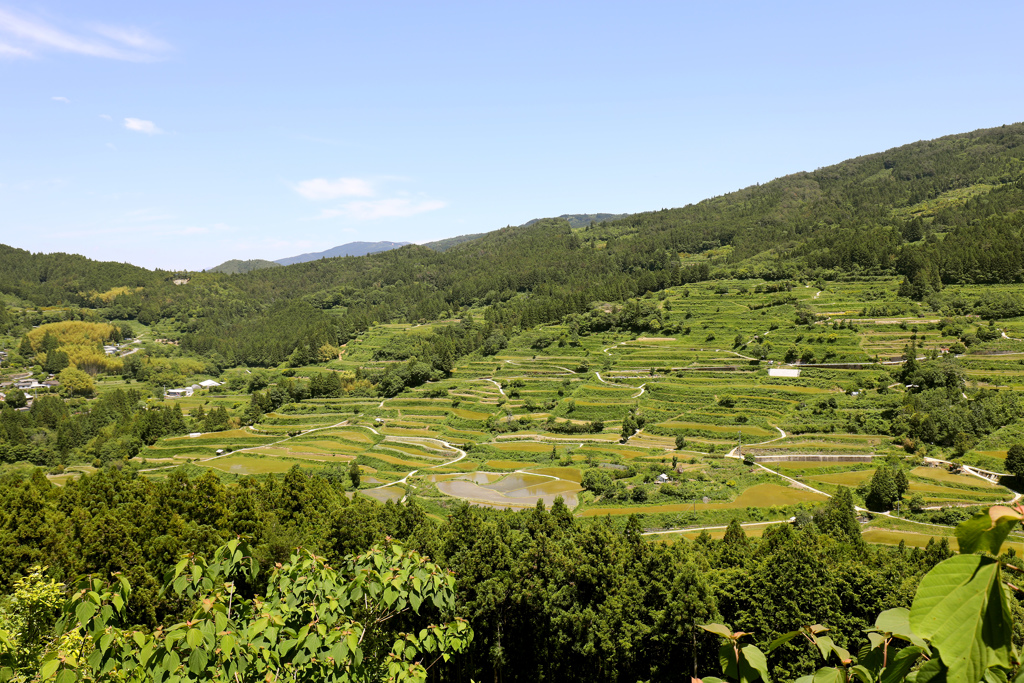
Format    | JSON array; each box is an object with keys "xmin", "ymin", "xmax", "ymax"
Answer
[
  {"xmin": 207, "ymin": 259, "xmax": 280, "ymax": 274},
  {"xmin": 274, "ymin": 241, "xmax": 411, "ymax": 265},
  {"xmin": 523, "ymin": 213, "xmax": 630, "ymax": 229},
  {"xmin": 569, "ymin": 122, "xmax": 1024, "ymax": 288},
  {"xmin": 422, "ymin": 232, "xmax": 487, "ymax": 252},
  {"xmin": 2, "ymin": 122, "xmax": 1024, "ymax": 365}
]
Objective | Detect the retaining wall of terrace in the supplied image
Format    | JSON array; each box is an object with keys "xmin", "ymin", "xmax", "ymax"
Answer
[
  {"xmin": 754, "ymin": 454, "xmax": 876, "ymax": 463},
  {"xmin": 792, "ymin": 363, "xmax": 882, "ymax": 370}
]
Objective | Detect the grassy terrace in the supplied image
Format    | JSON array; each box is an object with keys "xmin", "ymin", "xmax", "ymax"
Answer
[{"xmin": 124, "ymin": 278, "xmax": 1024, "ymax": 546}]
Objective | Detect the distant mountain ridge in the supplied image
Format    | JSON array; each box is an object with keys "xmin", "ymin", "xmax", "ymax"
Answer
[
  {"xmin": 205, "ymin": 217, "xmax": 623, "ymax": 272},
  {"xmin": 208, "ymin": 259, "xmax": 280, "ymax": 274},
  {"xmin": 4, "ymin": 123, "xmax": 1024, "ymax": 323},
  {"xmin": 274, "ymin": 241, "xmax": 412, "ymax": 266},
  {"xmin": 421, "ymin": 233, "xmax": 487, "ymax": 252},
  {"xmin": 522, "ymin": 213, "xmax": 630, "ymax": 229},
  {"xmin": 207, "ymin": 241, "xmax": 412, "ymax": 273}
]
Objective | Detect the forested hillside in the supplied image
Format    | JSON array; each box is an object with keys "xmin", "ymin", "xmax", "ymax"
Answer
[
  {"xmin": 3, "ymin": 123, "xmax": 1024, "ymax": 683},
  {"xmin": 421, "ymin": 232, "xmax": 486, "ymax": 252},
  {"xmin": 1, "ymin": 123, "xmax": 1022, "ymax": 369},
  {"xmin": 274, "ymin": 240, "xmax": 412, "ymax": 266},
  {"xmin": 206, "ymin": 259, "xmax": 280, "ymax": 274},
  {"xmin": 0, "ymin": 465, "xmax": 960, "ymax": 682},
  {"xmin": 522, "ymin": 212, "xmax": 631, "ymax": 228}
]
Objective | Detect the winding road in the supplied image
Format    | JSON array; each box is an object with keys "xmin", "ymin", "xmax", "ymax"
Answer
[
  {"xmin": 365, "ymin": 436, "xmax": 468, "ymax": 493},
  {"xmin": 138, "ymin": 418, "xmax": 354, "ymax": 472}
]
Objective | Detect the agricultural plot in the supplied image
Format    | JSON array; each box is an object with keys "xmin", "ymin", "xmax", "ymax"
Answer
[
  {"xmin": 579, "ymin": 483, "xmax": 828, "ymax": 518},
  {"xmin": 203, "ymin": 454, "xmax": 324, "ymax": 475},
  {"xmin": 861, "ymin": 515, "xmax": 1024, "ymax": 554},
  {"xmin": 125, "ymin": 278, "xmax": 1024, "ymax": 545}
]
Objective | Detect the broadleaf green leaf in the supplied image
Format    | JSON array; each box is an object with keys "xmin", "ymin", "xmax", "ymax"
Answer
[
  {"xmin": 739, "ymin": 644, "xmax": 770, "ymax": 683},
  {"xmin": 909, "ymin": 555, "xmax": 1012, "ymax": 683},
  {"xmin": 75, "ymin": 600, "xmax": 96, "ymax": 628},
  {"xmin": 956, "ymin": 508, "xmax": 1021, "ymax": 556},
  {"xmin": 188, "ymin": 648, "xmax": 208, "ymax": 675},
  {"xmin": 766, "ymin": 630, "xmax": 801, "ymax": 652},
  {"xmin": 875, "ymin": 607, "xmax": 928, "ymax": 648},
  {"xmin": 39, "ymin": 658, "xmax": 61, "ymax": 680},
  {"xmin": 880, "ymin": 646, "xmax": 926, "ymax": 683},
  {"xmin": 811, "ymin": 668, "xmax": 844, "ymax": 683},
  {"xmin": 700, "ymin": 623, "xmax": 736, "ymax": 640},
  {"xmin": 984, "ymin": 668, "xmax": 1009, "ymax": 683}
]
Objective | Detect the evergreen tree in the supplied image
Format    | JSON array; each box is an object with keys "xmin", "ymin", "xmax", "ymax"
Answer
[
  {"xmin": 866, "ymin": 466, "xmax": 899, "ymax": 511},
  {"xmin": 4, "ymin": 388, "xmax": 27, "ymax": 410},
  {"xmin": 40, "ymin": 332, "xmax": 59, "ymax": 354},
  {"xmin": 893, "ymin": 467, "xmax": 909, "ymax": 498},
  {"xmin": 815, "ymin": 486, "xmax": 862, "ymax": 546},
  {"xmin": 43, "ymin": 349, "xmax": 69, "ymax": 374},
  {"xmin": 1006, "ymin": 443, "xmax": 1024, "ymax": 479}
]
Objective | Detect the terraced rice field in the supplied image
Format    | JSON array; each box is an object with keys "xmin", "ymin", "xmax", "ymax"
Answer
[
  {"xmin": 578, "ymin": 483, "xmax": 827, "ymax": 517},
  {"xmin": 436, "ymin": 471, "xmax": 582, "ymax": 509},
  {"xmin": 132, "ymin": 279, "xmax": 1024, "ymax": 535},
  {"xmin": 204, "ymin": 454, "xmax": 324, "ymax": 475},
  {"xmin": 803, "ymin": 470, "xmax": 875, "ymax": 486}
]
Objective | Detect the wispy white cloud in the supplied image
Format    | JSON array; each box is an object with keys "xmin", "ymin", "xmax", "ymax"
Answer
[
  {"xmin": 293, "ymin": 177, "xmax": 374, "ymax": 200},
  {"xmin": 89, "ymin": 24, "xmax": 169, "ymax": 52},
  {"xmin": 124, "ymin": 118, "xmax": 162, "ymax": 134},
  {"xmin": 99, "ymin": 113, "xmax": 111, "ymax": 120},
  {"xmin": 0, "ymin": 8, "xmax": 169, "ymax": 62},
  {"xmin": 295, "ymin": 175, "xmax": 445, "ymax": 220},
  {"xmin": 319, "ymin": 198, "xmax": 447, "ymax": 221},
  {"xmin": 52, "ymin": 95, "xmax": 70, "ymax": 103},
  {"xmin": 0, "ymin": 41, "xmax": 31, "ymax": 57},
  {"xmin": 49, "ymin": 223, "xmax": 215, "ymax": 240}
]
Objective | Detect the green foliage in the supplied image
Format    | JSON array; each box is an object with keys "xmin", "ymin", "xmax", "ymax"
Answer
[
  {"xmin": 701, "ymin": 504, "xmax": 1024, "ymax": 683},
  {"xmin": 6, "ymin": 122, "xmax": 1024, "ymax": 682},
  {"xmin": 57, "ymin": 367, "xmax": 95, "ymax": 399},
  {"xmin": 0, "ymin": 566, "xmax": 65, "ymax": 680},
  {"xmin": 206, "ymin": 259, "xmax": 280, "ymax": 275},
  {"xmin": 815, "ymin": 486, "xmax": 863, "ymax": 546},
  {"xmin": 698, "ymin": 624, "xmax": 771, "ymax": 683},
  {"xmin": 44, "ymin": 539, "xmax": 471, "ymax": 683},
  {"xmin": 1006, "ymin": 444, "xmax": 1024, "ymax": 479},
  {"xmin": 909, "ymin": 555, "xmax": 1011, "ymax": 683},
  {"xmin": 865, "ymin": 466, "xmax": 899, "ymax": 512},
  {"xmin": 2, "ymin": 390, "xmax": 26, "ymax": 410}
]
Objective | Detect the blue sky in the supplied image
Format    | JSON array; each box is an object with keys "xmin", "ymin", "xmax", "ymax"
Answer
[{"xmin": 2, "ymin": 1, "xmax": 1023, "ymax": 271}]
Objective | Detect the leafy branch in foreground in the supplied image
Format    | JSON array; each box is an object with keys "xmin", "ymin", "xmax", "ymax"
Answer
[
  {"xmin": 699, "ymin": 503, "xmax": 1024, "ymax": 683},
  {"xmin": 38, "ymin": 539, "xmax": 471, "ymax": 682}
]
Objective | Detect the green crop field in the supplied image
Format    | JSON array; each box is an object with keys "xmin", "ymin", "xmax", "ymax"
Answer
[
  {"xmin": 203, "ymin": 454, "xmax": 324, "ymax": 475},
  {"xmin": 85, "ymin": 277, "xmax": 1022, "ymax": 543}
]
